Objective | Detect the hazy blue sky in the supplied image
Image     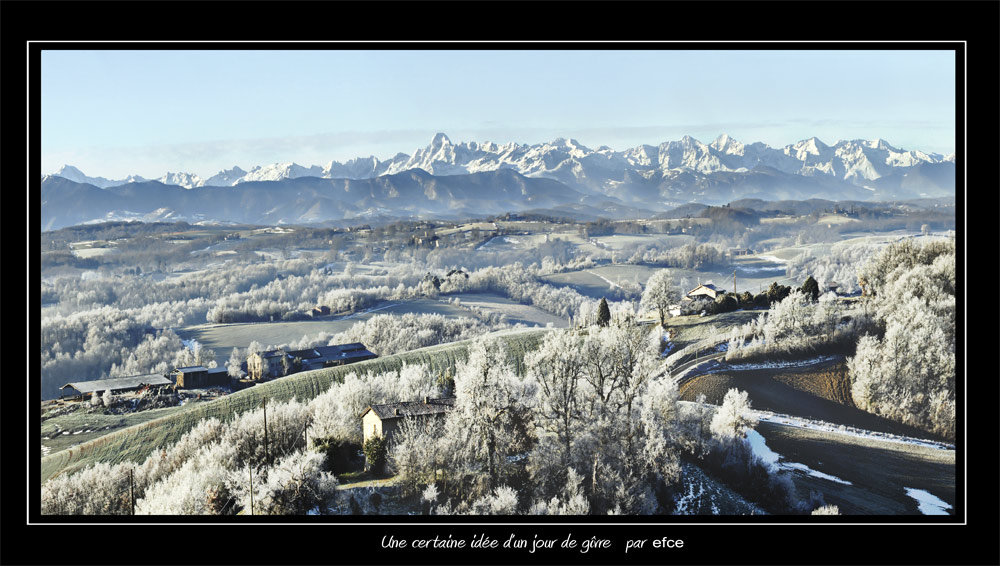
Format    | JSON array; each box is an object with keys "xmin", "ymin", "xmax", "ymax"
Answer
[{"xmin": 41, "ymin": 49, "xmax": 957, "ymax": 179}]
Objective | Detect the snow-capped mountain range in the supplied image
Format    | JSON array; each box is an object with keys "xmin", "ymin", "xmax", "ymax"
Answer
[
  {"xmin": 41, "ymin": 133, "xmax": 955, "ymax": 230},
  {"xmin": 47, "ymin": 133, "xmax": 951, "ymax": 191}
]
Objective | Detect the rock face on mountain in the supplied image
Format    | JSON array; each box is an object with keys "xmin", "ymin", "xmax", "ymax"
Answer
[{"xmin": 43, "ymin": 133, "xmax": 954, "ymax": 229}]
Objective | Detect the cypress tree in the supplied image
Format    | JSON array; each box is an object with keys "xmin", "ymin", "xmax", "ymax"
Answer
[{"xmin": 597, "ymin": 298, "xmax": 611, "ymax": 327}]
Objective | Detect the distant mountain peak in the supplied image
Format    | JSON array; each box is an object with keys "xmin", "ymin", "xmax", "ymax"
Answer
[{"xmin": 431, "ymin": 132, "xmax": 451, "ymax": 146}]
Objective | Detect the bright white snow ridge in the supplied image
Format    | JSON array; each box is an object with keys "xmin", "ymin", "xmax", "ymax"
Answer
[
  {"xmin": 746, "ymin": 430, "xmax": 852, "ymax": 485},
  {"xmin": 904, "ymin": 488, "xmax": 952, "ymax": 515}
]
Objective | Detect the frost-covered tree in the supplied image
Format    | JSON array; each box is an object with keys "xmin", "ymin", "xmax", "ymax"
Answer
[
  {"xmin": 848, "ymin": 241, "xmax": 955, "ymax": 439},
  {"xmin": 575, "ymin": 323, "xmax": 676, "ymax": 513},
  {"xmin": 447, "ymin": 338, "xmax": 535, "ymax": 497},
  {"xmin": 811, "ymin": 504, "xmax": 841, "ymax": 515},
  {"xmin": 710, "ymin": 388, "xmax": 757, "ymax": 440},
  {"xmin": 800, "ymin": 275, "xmax": 820, "ymax": 302},
  {"xmin": 388, "ymin": 413, "xmax": 454, "ymax": 498},
  {"xmin": 136, "ymin": 442, "xmax": 237, "ymax": 515},
  {"xmin": 524, "ymin": 330, "xmax": 585, "ymax": 475},
  {"xmin": 641, "ymin": 269, "xmax": 681, "ymax": 327},
  {"xmin": 102, "ymin": 388, "xmax": 114, "ymax": 408},
  {"xmin": 596, "ymin": 298, "xmax": 611, "ymax": 327},
  {"xmin": 227, "ymin": 347, "xmax": 245, "ymax": 378}
]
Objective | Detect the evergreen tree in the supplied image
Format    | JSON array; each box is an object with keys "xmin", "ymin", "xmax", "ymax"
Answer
[
  {"xmin": 800, "ymin": 275, "xmax": 820, "ymax": 302},
  {"xmin": 596, "ymin": 298, "xmax": 611, "ymax": 327}
]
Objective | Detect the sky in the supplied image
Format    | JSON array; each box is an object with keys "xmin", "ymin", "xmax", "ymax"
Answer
[{"xmin": 40, "ymin": 49, "xmax": 957, "ymax": 179}]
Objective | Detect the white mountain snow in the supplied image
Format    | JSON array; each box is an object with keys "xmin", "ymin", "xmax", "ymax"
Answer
[{"xmin": 48, "ymin": 133, "xmax": 950, "ymax": 192}]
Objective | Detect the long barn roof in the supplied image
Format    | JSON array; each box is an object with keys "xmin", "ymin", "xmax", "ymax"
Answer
[{"xmin": 61, "ymin": 374, "xmax": 172, "ymax": 394}]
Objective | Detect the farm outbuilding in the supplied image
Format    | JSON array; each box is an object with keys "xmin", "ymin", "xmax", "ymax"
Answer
[
  {"xmin": 173, "ymin": 366, "xmax": 230, "ymax": 389},
  {"xmin": 254, "ymin": 343, "xmax": 378, "ymax": 377},
  {"xmin": 60, "ymin": 374, "xmax": 173, "ymax": 399},
  {"xmin": 360, "ymin": 397, "xmax": 456, "ymax": 445}
]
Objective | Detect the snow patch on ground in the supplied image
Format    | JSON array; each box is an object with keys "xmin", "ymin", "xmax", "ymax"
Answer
[
  {"xmin": 673, "ymin": 480, "xmax": 706, "ymax": 515},
  {"xmin": 746, "ymin": 430, "xmax": 852, "ymax": 485},
  {"xmin": 723, "ymin": 355, "xmax": 839, "ymax": 371},
  {"xmin": 755, "ymin": 410, "xmax": 955, "ymax": 451},
  {"xmin": 904, "ymin": 488, "xmax": 952, "ymax": 515}
]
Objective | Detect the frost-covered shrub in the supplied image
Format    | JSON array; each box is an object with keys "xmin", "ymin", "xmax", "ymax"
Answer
[
  {"xmin": 463, "ymin": 486, "xmax": 519, "ymax": 515},
  {"xmin": 231, "ymin": 450, "xmax": 338, "ymax": 515},
  {"xmin": 812, "ymin": 504, "xmax": 841, "ymax": 515},
  {"xmin": 135, "ymin": 417, "xmax": 227, "ymax": 494},
  {"xmin": 221, "ymin": 399, "xmax": 312, "ymax": 468},
  {"xmin": 41, "ymin": 462, "xmax": 132, "ymax": 515},
  {"xmin": 136, "ymin": 442, "xmax": 237, "ymax": 515},
  {"xmin": 527, "ymin": 468, "xmax": 590, "ymax": 515}
]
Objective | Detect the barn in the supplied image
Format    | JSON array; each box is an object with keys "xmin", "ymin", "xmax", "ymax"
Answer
[{"xmin": 60, "ymin": 374, "xmax": 173, "ymax": 400}]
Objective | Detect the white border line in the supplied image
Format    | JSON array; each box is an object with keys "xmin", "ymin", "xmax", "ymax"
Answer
[{"xmin": 30, "ymin": 39, "xmax": 965, "ymax": 527}]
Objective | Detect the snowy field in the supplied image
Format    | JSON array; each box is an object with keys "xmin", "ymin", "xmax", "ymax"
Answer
[
  {"xmin": 447, "ymin": 293, "xmax": 569, "ymax": 328},
  {"xmin": 176, "ymin": 293, "xmax": 564, "ymax": 366},
  {"xmin": 176, "ymin": 298, "xmax": 476, "ymax": 363},
  {"xmin": 587, "ymin": 233, "xmax": 695, "ymax": 252},
  {"xmin": 70, "ymin": 246, "xmax": 119, "ymax": 258},
  {"xmin": 477, "ymin": 234, "xmax": 550, "ymax": 251},
  {"xmin": 542, "ymin": 262, "xmax": 796, "ymax": 300}
]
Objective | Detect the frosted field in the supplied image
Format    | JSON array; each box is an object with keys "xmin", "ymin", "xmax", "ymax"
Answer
[
  {"xmin": 176, "ymin": 293, "xmax": 563, "ymax": 365},
  {"xmin": 448, "ymin": 293, "xmax": 569, "ymax": 328},
  {"xmin": 760, "ymin": 229, "xmax": 928, "ymax": 263},
  {"xmin": 68, "ymin": 240, "xmax": 119, "ymax": 259},
  {"xmin": 542, "ymin": 262, "xmax": 795, "ymax": 299},
  {"xmin": 587, "ymin": 233, "xmax": 695, "ymax": 252},
  {"xmin": 477, "ymin": 234, "xmax": 551, "ymax": 251},
  {"xmin": 435, "ymin": 222, "xmax": 497, "ymax": 237},
  {"xmin": 815, "ymin": 214, "xmax": 862, "ymax": 226},
  {"xmin": 176, "ymin": 298, "xmax": 474, "ymax": 359}
]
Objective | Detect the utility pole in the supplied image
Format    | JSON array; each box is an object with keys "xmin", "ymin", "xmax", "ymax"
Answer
[
  {"xmin": 733, "ymin": 270, "xmax": 737, "ymax": 296},
  {"xmin": 263, "ymin": 397, "xmax": 269, "ymax": 467},
  {"xmin": 129, "ymin": 468, "xmax": 135, "ymax": 516},
  {"xmin": 249, "ymin": 465, "xmax": 254, "ymax": 516}
]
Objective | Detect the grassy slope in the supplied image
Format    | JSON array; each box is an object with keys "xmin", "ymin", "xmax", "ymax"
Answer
[
  {"xmin": 41, "ymin": 401, "xmax": 215, "ymax": 456},
  {"xmin": 678, "ymin": 359, "xmax": 940, "ymax": 440},
  {"xmin": 40, "ymin": 329, "xmax": 547, "ymax": 484}
]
